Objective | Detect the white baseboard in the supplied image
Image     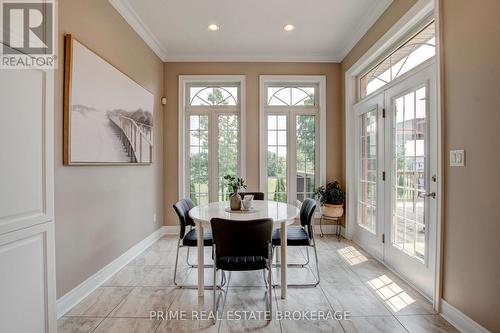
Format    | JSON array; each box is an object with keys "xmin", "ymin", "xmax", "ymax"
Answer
[
  {"xmin": 162, "ymin": 225, "xmax": 180, "ymax": 235},
  {"xmin": 314, "ymin": 224, "xmax": 344, "ymax": 235},
  {"xmin": 56, "ymin": 227, "xmax": 167, "ymax": 318},
  {"xmin": 440, "ymin": 299, "xmax": 490, "ymax": 333}
]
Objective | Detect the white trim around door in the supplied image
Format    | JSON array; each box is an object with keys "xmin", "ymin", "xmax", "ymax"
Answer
[{"xmin": 344, "ymin": 0, "xmax": 444, "ymax": 311}]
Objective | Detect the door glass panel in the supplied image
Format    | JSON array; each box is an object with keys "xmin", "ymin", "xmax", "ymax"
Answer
[
  {"xmin": 267, "ymin": 115, "xmax": 287, "ymax": 202},
  {"xmin": 218, "ymin": 115, "xmax": 239, "ymax": 201},
  {"xmin": 392, "ymin": 87, "xmax": 427, "ymax": 261},
  {"xmin": 358, "ymin": 110, "xmax": 377, "ymax": 233},
  {"xmin": 189, "ymin": 115, "xmax": 209, "ymax": 205},
  {"xmin": 296, "ymin": 115, "xmax": 316, "ymax": 203}
]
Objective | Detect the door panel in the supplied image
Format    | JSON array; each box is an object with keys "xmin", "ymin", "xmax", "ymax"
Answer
[
  {"xmin": 0, "ymin": 66, "xmax": 56, "ymax": 332},
  {"xmin": 0, "ymin": 223, "xmax": 56, "ymax": 333},
  {"xmin": 384, "ymin": 64, "xmax": 437, "ymax": 298},
  {"xmin": 354, "ymin": 93, "xmax": 384, "ymax": 260},
  {"xmin": 0, "ymin": 69, "xmax": 53, "ymax": 235}
]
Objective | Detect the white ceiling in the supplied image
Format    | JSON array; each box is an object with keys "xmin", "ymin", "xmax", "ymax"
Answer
[{"xmin": 110, "ymin": 0, "xmax": 392, "ymax": 62}]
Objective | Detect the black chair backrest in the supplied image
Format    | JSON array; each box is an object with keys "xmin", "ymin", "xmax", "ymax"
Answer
[
  {"xmin": 211, "ymin": 218, "xmax": 273, "ymax": 259},
  {"xmin": 300, "ymin": 198, "xmax": 317, "ymax": 239},
  {"xmin": 238, "ymin": 192, "xmax": 265, "ymax": 200},
  {"xmin": 173, "ymin": 198, "xmax": 195, "ymax": 239}
]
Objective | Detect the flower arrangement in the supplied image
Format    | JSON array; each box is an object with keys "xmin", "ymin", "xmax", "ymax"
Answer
[{"xmin": 224, "ymin": 175, "xmax": 247, "ymax": 192}]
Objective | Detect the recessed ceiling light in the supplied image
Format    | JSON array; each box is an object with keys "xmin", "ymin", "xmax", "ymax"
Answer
[
  {"xmin": 283, "ymin": 24, "xmax": 295, "ymax": 32},
  {"xmin": 208, "ymin": 24, "xmax": 220, "ymax": 32}
]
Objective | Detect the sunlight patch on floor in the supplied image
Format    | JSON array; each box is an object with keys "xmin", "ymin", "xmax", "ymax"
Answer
[
  {"xmin": 338, "ymin": 246, "xmax": 368, "ymax": 265},
  {"xmin": 367, "ymin": 275, "xmax": 415, "ymax": 312}
]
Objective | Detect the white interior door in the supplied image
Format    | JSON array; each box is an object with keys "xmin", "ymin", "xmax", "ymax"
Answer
[
  {"xmin": 383, "ymin": 63, "xmax": 437, "ymax": 298},
  {"xmin": 0, "ymin": 61, "xmax": 56, "ymax": 332},
  {"xmin": 354, "ymin": 93, "xmax": 384, "ymax": 260}
]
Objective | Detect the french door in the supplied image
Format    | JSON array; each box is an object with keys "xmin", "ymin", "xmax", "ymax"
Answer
[
  {"xmin": 354, "ymin": 93, "xmax": 385, "ymax": 260},
  {"xmin": 355, "ymin": 63, "xmax": 437, "ymax": 298},
  {"xmin": 384, "ymin": 64, "xmax": 437, "ymax": 298}
]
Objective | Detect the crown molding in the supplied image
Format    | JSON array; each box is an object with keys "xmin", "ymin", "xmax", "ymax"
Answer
[
  {"xmin": 163, "ymin": 54, "xmax": 340, "ymax": 63},
  {"xmin": 109, "ymin": 0, "xmax": 168, "ymax": 61},
  {"xmin": 110, "ymin": 0, "xmax": 391, "ymax": 64},
  {"xmin": 337, "ymin": 0, "xmax": 393, "ymax": 62}
]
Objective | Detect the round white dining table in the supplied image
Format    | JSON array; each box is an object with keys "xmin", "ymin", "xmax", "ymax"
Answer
[{"xmin": 189, "ymin": 200, "xmax": 300, "ymax": 299}]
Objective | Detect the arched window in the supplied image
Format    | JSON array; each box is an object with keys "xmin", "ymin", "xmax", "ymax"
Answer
[
  {"xmin": 360, "ymin": 22, "xmax": 436, "ymax": 98},
  {"xmin": 261, "ymin": 78, "xmax": 325, "ymax": 204},
  {"xmin": 189, "ymin": 86, "xmax": 238, "ymax": 106},
  {"xmin": 267, "ymin": 87, "xmax": 315, "ymax": 106},
  {"xmin": 184, "ymin": 81, "xmax": 242, "ymax": 204}
]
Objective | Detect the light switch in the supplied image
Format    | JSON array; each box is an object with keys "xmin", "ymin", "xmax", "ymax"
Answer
[{"xmin": 450, "ymin": 150, "xmax": 465, "ymax": 167}]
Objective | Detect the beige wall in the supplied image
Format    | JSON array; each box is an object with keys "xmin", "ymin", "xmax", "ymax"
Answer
[
  {"xmin": 440, "ymin": 1, "xmax": 500, "ymax": 331},
  {"xmin": 340, "ymin": 0, "xmax": 500, "ymax": 331},
  {"xmin": 164, "ymin": 62, "xmax": 342, "ymax": 225},
  {"xmin": 55, "ymin": 0, "xmax": 164, "ymax": 297}
]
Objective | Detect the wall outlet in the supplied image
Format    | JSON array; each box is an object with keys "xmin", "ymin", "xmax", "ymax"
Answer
[
  {"xmin": 153, "ymin": 213, "xmax": 157, "ymax": 223},
  {"xmin": 450, "ymin": 149, "xmax": 465, "ymax": 167}
]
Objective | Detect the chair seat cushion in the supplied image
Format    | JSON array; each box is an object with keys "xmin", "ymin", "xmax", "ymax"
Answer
[
  {"xmin": 183, "ymin": 229, "xmax": 213, "ymax": 247},
  {"xmin": 217, "ymin": 255, "xmax": 268, "ymax": 271},
  {"xmin": 272, "ymin": 226, "xmax": 311, "ymax": 246}
]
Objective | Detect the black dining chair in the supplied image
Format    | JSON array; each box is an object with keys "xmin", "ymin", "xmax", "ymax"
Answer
[
  {"xmin": 172, "ymin": 199, "xmax": 223, "ymax": 288},
  {"xmin": 272, "ymin": 198, "xmax": 320, "ymax": 287},
  {"xmin": 238, "ymin": 191, "xmax": 265, "ymax": 200},
  {"xmin": 211, "ymin": 218, "xmax": 274, "ymax": 323}
]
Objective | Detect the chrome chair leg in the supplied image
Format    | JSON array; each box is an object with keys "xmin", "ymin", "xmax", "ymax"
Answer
[
  {"xmin": 312, "ymin": 240, "xmax": 321, "ymax": 285},
  {"xmin": 185, "ymin": 245, "xmax": 213, "ymax": 269},
  {"xmin": 174, "ymin": 241, "xmax": 223, "ymax": 289},
  {"xmin": 272, "ymin": 245, "xmax": 309, "ymax": 267},
  {"xmin": 276, "ymin": 242, "xmax": 320, "ymax": 288},
  {"xmin": 212, "ymin": 244, "xmax": 217, "ymax": 325},
  {"xmin": 173, "ymin": 238, "xmax": 182, "ymax": 286},
  {"xmin": 186, "ymin": 246, "xmax": 195, "ymax": 267},
  {"xmin": 268, "ymin": 243, "xmax": 273, "ymax": 320},
  {"xmin": 284, "ymin": 246, "xmax": 310, "ymax": 267},
  {"xmin": 305, "ymin": 246, "xmax": 310, "ymax": 266}
]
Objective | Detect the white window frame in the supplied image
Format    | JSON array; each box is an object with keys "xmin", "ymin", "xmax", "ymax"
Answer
[
  {"xmin": 259, "ymin": 75, "xmax": 326, "ymax": 205},
  {"xmin": 358, "ymin": 18, "xmax": 436, "ymax": 100},
  {"xmin": 178, "ymin": 75, "xmax": 246, "ymax": 201}
]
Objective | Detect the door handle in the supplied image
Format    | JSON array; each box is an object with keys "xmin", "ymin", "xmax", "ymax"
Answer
[{"xmin": 419, "ymin": 191, "xmax": 436, "ymax": 199}]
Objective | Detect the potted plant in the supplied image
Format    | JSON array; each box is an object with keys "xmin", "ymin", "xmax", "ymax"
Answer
[
  {"xmin": 315, "ymin": 181, "xmax": 345, "ymax": 218},
  {"xmin": 224, "ymin": 175, "xmax": 247, "ymax": 210}
]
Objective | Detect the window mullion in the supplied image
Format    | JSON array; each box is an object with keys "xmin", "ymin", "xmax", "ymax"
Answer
[
  {"xmin": 288, "ymin": 110, "xmax": 297, "ymax": 205},
  {"xmin": 185, "ymin": 111, "xmax": 191, "ymax": 201},
  {"xmin": 315, "ymin": 113, "xmax": 320, "ymax": 198},
  {"xmin": 209, "ymin": 112, "xmax": 218, "ymax": 202}
]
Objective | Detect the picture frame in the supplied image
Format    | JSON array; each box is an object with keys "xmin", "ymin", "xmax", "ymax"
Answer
[{"xmin": 63, "ymin": 34, "xmax": 154, "ymax": 165}]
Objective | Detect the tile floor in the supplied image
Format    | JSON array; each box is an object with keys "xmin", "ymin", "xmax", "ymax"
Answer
[{"xmin": 58, "ymin": 235, "xmax": 459, "ymax": 333}]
